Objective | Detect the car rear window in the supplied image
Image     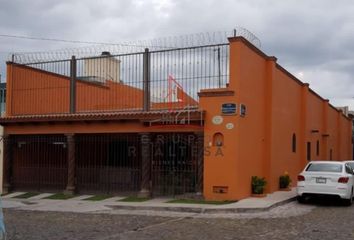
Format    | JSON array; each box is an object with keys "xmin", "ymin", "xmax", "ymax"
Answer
[{"xmin": 306, "ymin": 163, "xmax": 343, "ymax": 173}]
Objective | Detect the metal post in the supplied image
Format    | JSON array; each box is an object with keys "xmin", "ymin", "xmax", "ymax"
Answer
[
  {"xmin": 65, "ymin": 134, "xmax": 76, "ymax": 194},
  {"xmin": 70, "ymin": 56, "xmax": 77, "ymax": 114},
  {"xmin": 195, "ymin": 132, "xmax": 204, "ymax": 195},
  {"xmin": 143, "ymin": 48, "xmax": 150, "ymax": 111},
  {"xmin": 217, "ymin": 47, "xmax": 221, "ymax": 88},
  {"xmin": 2, "ymin": 135, "xmax": 12, "ymax": 194},
  {"xmin": 214, "ymin": 47, "xmax": 222, "ymax": 88},
  {"xmin": 138, "ymin": 133, "xmax": 151, "ymax": 197}
]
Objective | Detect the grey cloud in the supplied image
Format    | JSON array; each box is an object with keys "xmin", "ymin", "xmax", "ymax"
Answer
[{"xmin": 0, "ymin": 0, "xmax": 354, "ymax": 108}]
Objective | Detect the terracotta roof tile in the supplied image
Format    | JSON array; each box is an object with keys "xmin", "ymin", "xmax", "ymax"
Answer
[{"xmin": 0, "ymin": 110, "xmax": 205, "ymax": 124}]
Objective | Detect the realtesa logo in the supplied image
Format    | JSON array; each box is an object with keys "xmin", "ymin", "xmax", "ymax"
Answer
[
  {"xmin": 148, "ymin": 75, "xmax": 193, "ymax": 126},
  {"xmin": 167, "ymin": 75, "xmax": 185, "ymax": 112},
  {"xmin": 127, "ymin": 134, "xmax": 223, "ymax": 159}
]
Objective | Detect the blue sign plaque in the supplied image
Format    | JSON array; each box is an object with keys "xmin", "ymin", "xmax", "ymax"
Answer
[{"xmin": 222, "ymin": 103, "xmax": 237, "ymax": 115}]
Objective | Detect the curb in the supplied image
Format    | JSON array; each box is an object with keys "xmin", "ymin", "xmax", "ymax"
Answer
[{"xmin": 106, "ymin": 196, "xmax": 297, "ymax": 214}]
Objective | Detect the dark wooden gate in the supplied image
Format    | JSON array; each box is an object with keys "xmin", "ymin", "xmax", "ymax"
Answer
[
  {"xmin": 151, "ymin": 133, "xmax": 203, "ymax": 197},
  {"xmin": 8, "ymin": 133, "xmax": 202, "ymax": 196},
  {"xmin": 75, "ymin": 134, "xmax": 141, "ymax": 194},
  {"xmin": 11, "ymin": 135, "xmax": 68, "ymax": 192}
]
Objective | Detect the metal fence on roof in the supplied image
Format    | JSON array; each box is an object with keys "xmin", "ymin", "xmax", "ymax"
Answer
[{"xmin": 9, "ymin": 43, "xmax": 229, "ymax": 115}]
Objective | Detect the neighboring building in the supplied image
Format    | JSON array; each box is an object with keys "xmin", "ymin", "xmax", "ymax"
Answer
[
  {"xmin": 0, "ymin": 82, "xmax": 5, "ymax": 193},
  {"xmin": 0, "ymin": 37, "xmax": 352, "ymax": 201},
  {"xmin": 337, "ymin": 106, "xmax": 349, "ymax": 117},
  {"xmin": 348, "ymin": 110, "xmax": 354, "ymax": 159},
  {"xmin": 0, "ymin": 82, "xmax": 5, "ymax": 116},
  {"xmin": 82, "ymin": 51, "xmax": 121, "ymax": 83}
]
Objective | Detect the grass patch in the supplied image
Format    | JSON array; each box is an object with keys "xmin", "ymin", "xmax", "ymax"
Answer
[
  {"xmin": 44, "ymin": 193, "xmax": 75, "ymax": 200},
  {"xmin": 13, "ymin": 192, "xmax": 40, "ymax": 199},
  {"xmin": 118, "ymin": 196, "xmax": 150, "ymax": 202},
  {"xmin": 166, "ymin": 199, "xmax": 236, "ymax": 205},
  {"xmin": 83, "ymin": 195, "xmax": 113, "ymax": 201}
]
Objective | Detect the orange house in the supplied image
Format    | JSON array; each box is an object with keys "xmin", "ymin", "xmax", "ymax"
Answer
[{"xmin": 1, "ymin": 37, "xmax": 352, "ymax": 200}]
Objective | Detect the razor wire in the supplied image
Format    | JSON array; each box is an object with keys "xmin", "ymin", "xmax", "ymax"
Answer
[{"xmin": 8, "ymin": 27, "xmax": 261, "ymax": 64}]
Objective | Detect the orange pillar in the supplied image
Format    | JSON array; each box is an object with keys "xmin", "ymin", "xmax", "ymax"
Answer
[
  {"xmin": 264, "ymin": 57, "xmax": 276, "ymax": 192},
  {"xmin": 321, "ymin": 100, "xmax": 329, "ymax": 159},
  {"xmin": 299, "ymin": 83, "xmax": 309, "ymax": 169},
  {"xmin": 337, "ymin": 111, "xmax": 341, "ymax": 160}
]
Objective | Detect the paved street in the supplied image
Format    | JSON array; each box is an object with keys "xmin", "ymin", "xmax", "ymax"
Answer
[{"xmin": 4, "ymin": 200, "xmax": 354, "ymax": 240}]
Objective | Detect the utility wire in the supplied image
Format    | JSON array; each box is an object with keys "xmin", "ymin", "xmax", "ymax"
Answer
[{"xmin": 0, "ymin": 33, "xmax": 168, "ymax": 48}]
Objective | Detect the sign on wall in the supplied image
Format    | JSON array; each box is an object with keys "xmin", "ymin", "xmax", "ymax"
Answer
[
  {"xmin": 212, "ymin": 115, "xmax": 223, "ymax": 125},
  {"xmin": 226, "ymin": 123, "xmax": 234, "ymax": 130},
  {"xmin": 221, "ymin": 103, "xmax": 237, "ymax": 115}
]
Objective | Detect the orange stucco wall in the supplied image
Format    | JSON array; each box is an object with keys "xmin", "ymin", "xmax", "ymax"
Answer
[
  {"xmin": 201, "ymin": 37, "xmax": 352, "ymax": 200},
  {"xmin": 6, "ymin": 64, "xmax": 197, "ymax": 116},
  {"xmin": 267, "ymin": 64, "xmax": 303, "ymax": 193},
  {"xmin": 7, "ymin": 64, "xmax": 70, "ymax": 115}
]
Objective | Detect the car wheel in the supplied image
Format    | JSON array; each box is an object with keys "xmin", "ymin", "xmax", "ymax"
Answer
[{"xmin": 297, "ymin": 196, "xmax": 306, "ymax": 204}]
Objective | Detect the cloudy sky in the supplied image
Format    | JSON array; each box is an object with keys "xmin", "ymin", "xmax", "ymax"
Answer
[{"xmin": 0, "ymin": 0, "xmax": 354, "ymax": 109}]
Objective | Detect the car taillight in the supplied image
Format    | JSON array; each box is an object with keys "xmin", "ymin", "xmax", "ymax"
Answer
[
  {"xmin": 338, "ymin": 177, "xmax": 349, "ymax": 183},
  {"xmin": 297, "ymin": 175, "xmax": 305, "ymax": 181}
]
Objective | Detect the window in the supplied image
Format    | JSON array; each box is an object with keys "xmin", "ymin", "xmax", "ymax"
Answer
[
  {"xmin": 307, "ymin": 142, "xmax": 311, "ymax": 161},
  {"xmin": 345, "ymin": 165, "xmax": 353, "ymax": 174},
  {"xmin": 306, "ymin": 163, "xmax": 342, "ymax": 173},
  {"xmin": 316, "ymin": 140, "xmax": 320, "ymax": 156},
  {"xmin": 0, "ymin": 89, "xmax": 6, "ymax": 103},
  {"xmin": 347, "ymin": 162, "xmax": 354, "ymax": 170},
  {"xmin": 292, "ymin": 134, "xmax": 296, "ymax": 153},
  {"xmin": 330, "ymin": 149, "xmax": 333, "ymax": 160}
]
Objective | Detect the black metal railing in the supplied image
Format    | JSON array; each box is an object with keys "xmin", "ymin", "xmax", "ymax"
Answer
[
  {"xmin": 9, "ymin": 43, "xmax": 229, "ymax": 115},
  {"xmin": 150, "ymin": 132, "xmax": 202, "ymax": 196}
]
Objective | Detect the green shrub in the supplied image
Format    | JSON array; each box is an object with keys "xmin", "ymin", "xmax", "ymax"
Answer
[
  {"xmin": 251, "ymin": 176, "xmax": 267, "ymax": 194},
  {"xmin": 279, "ymin": 172, "xmax": 291, "ymax": 189}
]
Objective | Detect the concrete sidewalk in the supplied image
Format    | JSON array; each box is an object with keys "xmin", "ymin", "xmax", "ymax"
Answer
[{"xmin": 1, "ymin": 188, "xmax": 296, "ymax": 214}]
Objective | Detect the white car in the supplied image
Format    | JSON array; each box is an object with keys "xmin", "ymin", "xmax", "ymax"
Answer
[{"xmin": 297, "ymin": 161, "xmax": 354, "ymax": 205}]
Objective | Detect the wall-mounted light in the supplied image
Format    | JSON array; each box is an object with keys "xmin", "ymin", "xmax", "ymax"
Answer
[
  {"xmin": 53, "ymin": 142, "xmax": 67, "ymax": 148},
  {"xmin": 17, "ymin": 141, "xmax": 26, "ymax": 148},
  {"xmin": 240, "ymin": 104, "xmax": 246, "ymax": 117}
]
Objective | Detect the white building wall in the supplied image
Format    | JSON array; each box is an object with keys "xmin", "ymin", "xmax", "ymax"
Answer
[{"xmin": 84, "ymin": 56, "xmax": 120, "ymax": 83}]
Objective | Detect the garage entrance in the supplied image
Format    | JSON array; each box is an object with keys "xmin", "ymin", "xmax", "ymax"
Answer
[
  {"xmin": 75, "ymin": 134, "xmax": 141, "ymax": 194},
  {"xmin": 6, "ymin": 132, "xmax": 203, "ymax": 197},
  {"xmin": 11, "ymin": 135, "xmax": 68, "ymax": 192}
]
